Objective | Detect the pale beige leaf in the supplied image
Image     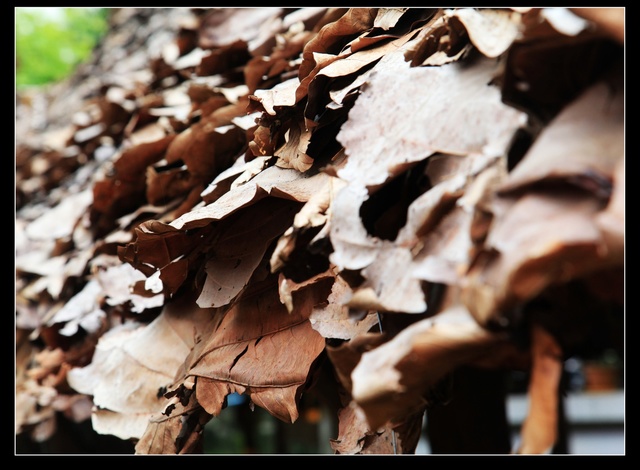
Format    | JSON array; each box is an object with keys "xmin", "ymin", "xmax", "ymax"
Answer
[
  {"xmin": 448, "ymin": 8, "xmax": 521, "ymax": 58},
  {"xmin": 410, "ymin": 207, "xmax": 474, "ymax": 285},
  {"xmin": 199, "ymin": 8, "xmax": 285, "ymax": 49},
  {"xmin": 201, "ymin": 155, "xmax": 270, "ymax": 204},
  {"xmin": 258, "ymin": 169, "xmax": 333, "ymax": 205},
  {"xmin": 309, "ymin": 274, "xmax": 380, "ymax": 340},
  {"xmin": 351, "ymin": 303, "xmax": 509, "ymax": 430},
  {"xmin": 67, "ymin": 296, "xmax": 214, "ymax": 440},
  {"xmin": 541, "ymin": 7, "xmax": 590, "ymax": 36},
  {"xmin": 330, "ymin": 55, "xmax": 525, "ymax": 273},
  {"xmin": 329, "ymin": 184, "xmax": 381, "ymax": 270},
  {"xmin": 25, "ymin": 188, "xmax": 93, "ymax": 241},
  {"xmin": 499, "ymin": 78, "xmax": 624, "ymax": 193},
  {"xmin": 336, "ymin": 55, "xmax": 526, "ymax": 187},
  {"xmin": 252, "ymin": 77, "xmax": 300, "ymax": 115},
  {"xmin": 357, "ymin": 245, "xmax": 427, "ymax": 313},
  {"xmin": 374, "ymin": 8, "xmax": 408, "ymax": 29},
  {"xmin": 48, "ymin": 280, "xmax": 105, "ymax": 336},
  {"xmin": 173, "ymin": 165, "xmax": 319, "ymax": 230},
  {"xmin": 410, "ymin": 159, "xmax": 506, "ymax": 285},
  {"xmin": 171, "ymin": 182, "xmax": 267, "ymax": 229},
  {"xmin": 97, "ymin": 262, "xmax": 165, "ymax": 313}
]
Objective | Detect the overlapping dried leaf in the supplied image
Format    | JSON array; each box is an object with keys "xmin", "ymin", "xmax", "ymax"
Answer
[{"xmin": 16, "ymin": 7, "xmax": 624, "ymax": 454}]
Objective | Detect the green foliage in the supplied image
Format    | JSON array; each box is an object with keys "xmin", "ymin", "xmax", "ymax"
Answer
[{"xmin": 16, "ymin": 8, "xmax": 109, "ymax": 88}]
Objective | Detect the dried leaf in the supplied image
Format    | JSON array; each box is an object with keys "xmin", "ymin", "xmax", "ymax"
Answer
[
  {"xmin": 198, "ymin": 8, "xmax": 285, "ymax": 50},
  {"xmin": 183, "ymin": 274, "xmax": 326, "ymax": 423},
  {"xmin": 331, "ymin": 401, "xmax": 423, "ymax": 454},
  {"xmin": 47, "ymin": 280, "xmax": 105, "ymax": 336},
  {"xmin": 16, "ymin": 8, "xmax": 624, "ymax": 454},
  {"xmin": 373, "ymin": 8, "xmax": 408, "ymax": 30},
  {"xmin": 24, "ymin": 189, "xmax": 93, "ymax": 241},
  {"xmin": 336, "ymin": 55, "xmax": 526, "ymax": 187},
  {"xmin": 595, "ymin": 158, "xmax": 624, "ymax": 258},
  {"xmin": 462, "ymin": 190, "xmax": 610, "ymax": 326},
  {"xmin": 351, "ymin": 302, "xmax": 511, "ymax": 430},
  {"xmin": 67, "ymin": 294, "xmax": 214, "ymax": 440},
  {"xmin": 448, "ymin": 8, "xmax": 521, "ymax": 58},
  {"xmin": 196, "ymin": 198, "xmax": 301, "ymax": 308},
  {"xmin": 270, "ymin": 173, "xmax": 344, "ymax": 274},
  {"xmin": 330, "ymin": 54, "xmax": 525, "ymax": 278},
  {"xmin": 540, "ymin": 8, "xmax": 591, "ymax": 37},
  {"xmin": 252, "ymin": 77, "xmax": 300, "ymax": 115},
  {"xmin": 298, "ymin": 8, "xmax": 378, "ymax": 82},
  {"xmin": 310, "ymin": 274, "xmax": 380, "ymax": 340},
  {"xmin": 135, "ymin": 403, "xmax": 211, "ymax": 454},
  {"xmin": 516, "ymin": 324, "xmax": 563, "ymax": 454},
  {"xmin": 570, "ymin": 7, "xmax": 624, "ymax": 44},
  {"xmin": 499, "ymin": 77, "xmax": 624, "ymax": 193}
]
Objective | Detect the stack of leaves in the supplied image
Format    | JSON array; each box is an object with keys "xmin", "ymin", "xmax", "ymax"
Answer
[{"xmin": 16, "ymin": 7, "xmax": 624, "ymax": 454}]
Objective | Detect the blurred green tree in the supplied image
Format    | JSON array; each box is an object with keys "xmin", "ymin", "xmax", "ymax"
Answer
[{"xmin": 16, "ymin": 7, "xmax": 109, "ymax": 88}]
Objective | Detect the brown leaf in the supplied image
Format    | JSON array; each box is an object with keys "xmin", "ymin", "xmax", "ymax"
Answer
[
  {"xmin": 184, "ymin": 274, "xmax": 326, "ymax": 423},
  {"xmin": 516, "ymin": 324, "xmax": 563, "ymax": 454},
  {"xmin": 331, "ymin": 401, "xmax": 423, "ymax": 454},
  {"xmin": 304, "ymin": 25, "xmax": 421, "ymax": 126},
  {"xmin": 135, "ymin": 416, "xmax": 182, "ymax": 454},
  {"xmin": 350, "ymin": 301, "xmax": 511, "ymax": 430},
  {"xmin": 91, "ymin": 135, "xmax": 175, "ymax": 237},
  {"xmin": 273, "ymin": 114, "xmax": 314, "ymax": 172},
  {"xmin": 123, "ymin": 166, "xmax": 320, "ymax": 301},
  {"xmin": 196, "ymin": 198, "xmax": 301, "ymax": 308},
  {"xmin": 326, "ymin": 331, "xmax": 387, "ymax": 394},
  {"xmin": 119, "ymin": 219, "xmax": 209, "ymax": 279},
  {"xmin": 162, "ymin": 105, "xmax": 245, "ymax": 180},
  {"xmin": 135, "ymin": 402, "xmax": 212, "ymax": 454},
  {"xmin": 570, "ymin": 7, "xmax": 624, "ymax": 44},
  {"xmin": 595, "ymin": 158, "xmax": 624, "ymax": 260},
  {"xmin": 198, "ymin": 8, "xmax": 285, "ymax": 50},
  {"xmin": 270, "ymin": 173, "xmax": 343, "ymax": 275},
  {"xmin": 500, "ymin": 9, "xmax": 621, "ymax": 121},
  {"xmin": 462, "ymin": 190, "xmax": 612, "ymax": 326},
  {"xmin": 298, "ymin": 8, "xmax": 378, "ymax": 82},
  {"xmin": 331, "ymin": 402, "xmax": 372, "ymax": 453},
  {"xmin": 403, "ymin": 12, "xmax": 459, "ymax": 67}
]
